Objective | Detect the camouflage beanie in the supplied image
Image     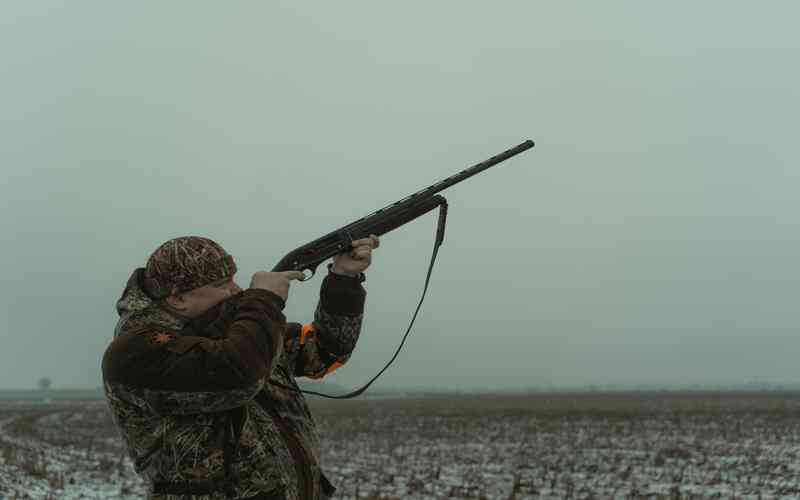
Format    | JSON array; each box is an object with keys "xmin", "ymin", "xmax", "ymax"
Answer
[{"xmin": 142, "ymin": 236, "xmax": 237, "ymax": 299}]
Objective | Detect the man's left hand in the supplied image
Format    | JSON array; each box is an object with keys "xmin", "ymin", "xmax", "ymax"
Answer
[{"xmin": 331, "ymin": 234, "xmax": 380, "ymax": 276}]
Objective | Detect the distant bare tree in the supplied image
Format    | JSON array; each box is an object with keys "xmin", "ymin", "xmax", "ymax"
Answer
[{"xmin": 38, "ymin": 377, "xmax": 52, "ymax": 391}]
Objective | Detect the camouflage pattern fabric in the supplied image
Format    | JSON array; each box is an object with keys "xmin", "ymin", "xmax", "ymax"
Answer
[
  {"xmin": 115, "ymin": 268, "xmax": 188, "ymax": 337},
  {"xmin": 142, "ymin": 236, "xmax": 238, "ymax": 299},
  {"xmin": 103, "ymin": 266, "xmax": 366, "ymax": 500}
]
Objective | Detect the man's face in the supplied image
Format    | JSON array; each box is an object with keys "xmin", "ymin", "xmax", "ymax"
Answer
[{"xmin": 165, "ymin": 276, "xmax": 242, "ymax": 318}]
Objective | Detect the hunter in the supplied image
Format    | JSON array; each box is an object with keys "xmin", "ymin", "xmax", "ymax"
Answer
[{"xmin": 102, "ymin": 234, "xmax": 379, "ymax": 499}]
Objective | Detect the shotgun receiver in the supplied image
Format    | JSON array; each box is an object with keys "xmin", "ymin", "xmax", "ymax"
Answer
[
  {"xmin": 269, "ymin": 140, "xmax": 534, "ymax": 399},
  {"xmin": 272, "ymin": 140, "xmax": 534, "ymax": 279}
]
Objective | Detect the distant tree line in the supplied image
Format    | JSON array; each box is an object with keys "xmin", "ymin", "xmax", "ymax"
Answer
[{"xmin": 38, "ymin": 377, "xmax": 52, "ymax": 391}]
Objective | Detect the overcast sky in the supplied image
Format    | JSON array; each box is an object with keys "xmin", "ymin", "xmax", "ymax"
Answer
[{"xmin": 2, "ymin": 1, "xmax": 799, "ymax": 391}]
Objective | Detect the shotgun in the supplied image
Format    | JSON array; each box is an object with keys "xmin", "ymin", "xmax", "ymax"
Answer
[
  {"xmin": 272, "ymin": 140, "xmax": 534, "ymax": 279},
  {"xmin": 270, "ymin": 140, "xmax": 534, "ymax": 398}
]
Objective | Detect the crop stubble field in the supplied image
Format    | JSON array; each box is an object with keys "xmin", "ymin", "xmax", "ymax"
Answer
[{"xmin": 2, "ymin": 391, "xmax": 800, "ymax": 499}]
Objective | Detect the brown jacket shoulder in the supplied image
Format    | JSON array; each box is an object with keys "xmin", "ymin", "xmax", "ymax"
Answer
[{"xmin": 103, "ymin": 288, "xmax": 286, "ymax": 394}]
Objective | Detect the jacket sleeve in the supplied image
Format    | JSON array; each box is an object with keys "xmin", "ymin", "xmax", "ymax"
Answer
[
  {"xmin": 284, "ymin": 268, "xmax": 366, "ymax": 379},
  {"xmin": 102, "ymin": 289, "xmax": 286, "ymax": 415}
]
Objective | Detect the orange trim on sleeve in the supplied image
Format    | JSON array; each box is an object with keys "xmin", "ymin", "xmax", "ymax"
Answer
[
  {"xmin": 299, "ymin": 322, "xmax": 346, "ymax": 379},
  {"xmin": 300, "ymin": 323, "xmax": 314, "ymax": 345},
  {"xmin": 308, "ymin": 361, "xmax": 343, "ymax": 380}
]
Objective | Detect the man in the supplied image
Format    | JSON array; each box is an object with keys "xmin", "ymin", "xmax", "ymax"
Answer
[{"xmin": 102, "ymin": 234, "xmax": 379, "ymax": 500}]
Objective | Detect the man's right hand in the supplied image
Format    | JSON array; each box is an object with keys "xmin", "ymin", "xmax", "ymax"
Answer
[{"xmin": 249, "ymin": 271, "xmax": 305, "ymax": 302}]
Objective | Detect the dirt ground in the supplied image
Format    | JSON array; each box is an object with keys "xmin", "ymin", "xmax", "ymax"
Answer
[{"xmin": 2, "ymin": 391, "xmax": 800, "ymax": 499}]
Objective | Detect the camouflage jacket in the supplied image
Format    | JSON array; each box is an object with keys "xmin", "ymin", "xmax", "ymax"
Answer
[{"xmin": 102, "ymin": 267, "xmax": 366, "ymax": 500}]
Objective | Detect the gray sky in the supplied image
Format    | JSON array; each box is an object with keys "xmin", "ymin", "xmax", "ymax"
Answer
[{"xmin": 2, "ymin": 1, "xmax": 800, "ymax": 391}]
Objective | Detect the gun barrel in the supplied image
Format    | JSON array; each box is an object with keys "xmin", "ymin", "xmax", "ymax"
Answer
[
  {"xmin": 344, "ymin": 140, "xmax": 534, "ymax": 229},
  {"xmin": 422, "ymin": 139, "xmax": 534, "ymax": 198}
]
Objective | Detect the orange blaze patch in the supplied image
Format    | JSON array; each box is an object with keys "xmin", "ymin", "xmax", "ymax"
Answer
[
  {"xmin": 308, "ymin": 361, "xmax": 343, "ymax": 380},
  {"xmin": 300, "ymin": 323, "xmax": 315, "ymax": 345},
  {"xmin": 151, "ymin": 331, "xmax": 175, "ymax": 345}
]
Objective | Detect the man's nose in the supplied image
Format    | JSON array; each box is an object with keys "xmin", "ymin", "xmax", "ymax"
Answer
[{"xmin": 231, "ymin": 282, "xmax": 242, "ymax": 294}]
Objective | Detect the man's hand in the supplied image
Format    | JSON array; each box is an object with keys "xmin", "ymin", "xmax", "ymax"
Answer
[
  {"xmin": 331, "ymin": 234, "xmax": 380, "ymax": 277},
  {"xmin": 249, "ymin": 271, "xmax": 305, "ymax": 301}
]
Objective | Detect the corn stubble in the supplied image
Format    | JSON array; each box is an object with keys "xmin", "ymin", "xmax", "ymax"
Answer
[{"xmin": 1, "ymin": 392, "xmax": 800, "ymax": 499}]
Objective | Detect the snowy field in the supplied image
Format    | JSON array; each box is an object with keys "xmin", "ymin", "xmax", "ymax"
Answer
[{"xmin": 2, "ymin": 391, "xmax": 800, "ymax": 499}]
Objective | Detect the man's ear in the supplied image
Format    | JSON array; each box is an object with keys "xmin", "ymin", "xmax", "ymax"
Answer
[{"xmin": 165, "ymin": 293, "xmax": 188, "ymax": 312}]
